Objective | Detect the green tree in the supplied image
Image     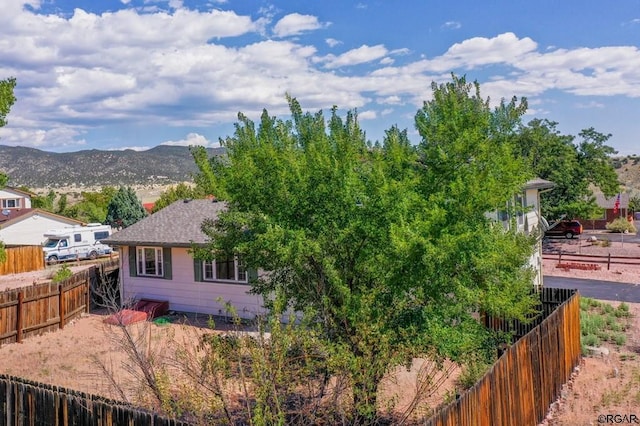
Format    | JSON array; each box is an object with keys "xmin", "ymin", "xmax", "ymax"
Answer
[
  {"xmin": 152, "ymin": 183, "xmax": 204, "ymax": 213},
  {"xmin": 195, "ymin": 78, "xmax": 538, "ymax": 423},
  {"xmin": 0, "ymin": 77, "xmax": 16, "ymax": 264},
  {"xmin": 105, "ymin": 187, "xmax": 147, "ymax": 228},
  {"xmin": 0, "ymin": 77, "xmax": 16, "ymax": 128},
  {"xmin": 31, "ymin": 189, "xmax": 56, "ymax": 211},
  {"xmin": 629, "ymin": 195, "xmax": 640, "ymax": 213},
  {"xmin": 514, "ymin": 119, "xmax": 620, "ymax": 219},
  {"xmin": 56, "ymin": 193, "xmax": 68, "ymax": 215},
  {"xmin": 66, "ymin": 186, "xmax": 117, "ymax": 223}
]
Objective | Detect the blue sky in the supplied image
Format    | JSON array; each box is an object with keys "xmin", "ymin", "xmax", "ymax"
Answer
[{"xmin": 1, "ymin": 0, "xmax": 639, "ymax": 155}]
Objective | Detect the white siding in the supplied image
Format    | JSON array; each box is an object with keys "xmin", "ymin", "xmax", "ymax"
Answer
[
  {"xmin": 0, "ymin": 189, "xmax": 31, "ymax": 209},
  {"xmin": 121, "ymin": 247, "xmax": 265, "ymax": 319},
  {"xmin": 0, "ymin": 214, "xmax": 77, "ymax": 245}
]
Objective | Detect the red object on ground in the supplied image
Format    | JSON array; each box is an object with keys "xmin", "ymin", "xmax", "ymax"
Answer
[
  {"xmin": 103, "ymin": 299, "xmax": 169, "ymax": 325},
  {"xmin": 103, "ymin": 309, "xmax": 148, "ymax": 325}
]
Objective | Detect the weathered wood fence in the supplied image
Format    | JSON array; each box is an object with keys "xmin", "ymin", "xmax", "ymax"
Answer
[
  {"xmin": 0, "ymin": 246, "xmax": 45, "ymax": 275},
  {"xmin": 0, "ymin": 375, "xmax": 190, "ymax": 426},
  {"xmin": 0, "ymin": 259, "xmax": 119, "ymax": 346},
  {"xmin": 543, "ymin": 251, "xmax": 640, "ymax": 270},
  {"xmin": 426, "ymin": 288, "xmax": 581, "ymax": 426}
]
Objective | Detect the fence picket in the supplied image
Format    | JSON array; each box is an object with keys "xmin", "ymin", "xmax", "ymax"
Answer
[{"xmin": 425, "ymin": 288, "xmax": 580, "ymax": 426}]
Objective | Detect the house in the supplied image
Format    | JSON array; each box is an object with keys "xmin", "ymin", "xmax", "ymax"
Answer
[
  {"xmin": 581, "ymin": 193, "xmax": 630, "ymax": 230},
  {"xmin": 102, "ymin": 199, "xmax": 263, "ymax": 319},
  {"xmin": 0, "ymin": 186, "xmax": 33, "ymax": 210},
  {"xmin": 0, "ymin": 208, "xmax": 84, "ymax": 246},
  {"xmin": 489, "ymin": 178, "xmax": 555, "ymax": 289}
]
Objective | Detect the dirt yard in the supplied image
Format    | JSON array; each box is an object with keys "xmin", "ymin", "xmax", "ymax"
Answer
[{"xmin": 0, "ymin": 236, "xmax": 638, "ymax": 423}]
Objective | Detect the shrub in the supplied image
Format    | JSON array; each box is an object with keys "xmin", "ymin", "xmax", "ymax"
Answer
[
  {"xmin": 606, "ymin": 218, "xmax": 637, "ymax": 234},
  {"xmin": 51, "ymin": 264, "xmax": 73, "ymax": 283}
]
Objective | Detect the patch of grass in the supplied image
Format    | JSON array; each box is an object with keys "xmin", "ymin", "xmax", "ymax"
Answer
[{"xmin": 580, "ymin": 298, "xmax": 633, "ymax": 354}]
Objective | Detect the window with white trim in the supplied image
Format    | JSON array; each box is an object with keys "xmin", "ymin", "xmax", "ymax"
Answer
[
  {"xmin": 203, "ymin": 257, "xmax": 247, "ymax": 283},
  {"xmin": 2, "ymin": 199, "xmax": 19, "ymax": 208},
  {"xmin": 137, "ymin": 247, "xmax": 164, "ymax": 277}
]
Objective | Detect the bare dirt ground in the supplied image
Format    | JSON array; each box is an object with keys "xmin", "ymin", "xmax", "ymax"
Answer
[
  {"xmin": 540, "ymin": 237, "xmax": 640, "ymax": 425},
  {"xmin": 0, "ymin": 237, "xmax": 639, "ymax": 423}
]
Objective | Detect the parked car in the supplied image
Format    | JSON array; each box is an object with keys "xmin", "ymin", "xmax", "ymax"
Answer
[{"xmin": 544, "ymin": 220, "xmax": 583, "ymax": 239}]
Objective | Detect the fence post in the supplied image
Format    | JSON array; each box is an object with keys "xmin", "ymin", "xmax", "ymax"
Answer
[
  {"xmin": 16, "ymin": 291, "xmax": 23, "ymax": 343},
  {"xmin": 558, "ymin": 251, "xmax": 562, "ymax": 264},
  {"xmin": 59, "ymin": 284, "xmax": 65, "ymax": 330},
  {"xmin": 85, "ymin": 273, "xmax": 91, "ymax": 314},
  {"xmin": 607, "ymin": 253, "xmax": 611, "ymax": 271}
]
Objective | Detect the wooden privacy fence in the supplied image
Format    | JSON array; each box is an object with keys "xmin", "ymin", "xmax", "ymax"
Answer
[
  {"xmin": 543, "ymin": 251, "xmax": 640, "ymax": 270},
  {"xmin": 0, "ymin": 375, "xmax": 190, "ymax": 426},
  {"xmin": 426, "ymin": 288, "xmax": 581, "ymax": 426},
  {"xmin": 0, "ymin": 246, "xmax": 45, "ymax": 275},
  {"xmin": 0, "ymin": 259, "xmax": 119, "ymax": 346}
]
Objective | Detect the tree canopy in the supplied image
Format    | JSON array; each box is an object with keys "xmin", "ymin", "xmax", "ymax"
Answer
[
  {"xmin": 105, "ymin": 186, "xmax": 147, "ymax": 228},
  {"xmin": 514, "ymin": 119, "xmax": 620, "ymax": 220},
  {"xmin": 151, "ymin": 182, "xmax": 205, "ymax": 213},
  {"xmin": 0, "ymin": 77, "xmax": 16, "ymax": 264},
  {"xmin": 193, "ymin": 76, "xmax": 539, "ymax": 423}
]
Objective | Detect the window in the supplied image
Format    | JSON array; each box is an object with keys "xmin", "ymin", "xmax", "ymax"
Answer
[
  {"xmin": 197, "ymin": 257, "xmax": 248, "ymax": 283},
  {"xmin": 137, "ymin": 247, "xmax": 163, "ymax": 277},
  {"xmin": 129, "ymin": 246, "xmax": 172, "ymax": 279},
  {"xmin": 74, "ymin": 233, "xmax": 82, "ymax": 242},
  {"xmin": 94, "ymin": 231, "xmax": 109, "ymax": 241},
  {"xmin": 2, "ymin": 199, "xmax": 19, "ymax": 208},
  {"xmin": 515, "ymin": 193, "xmax": 526, "ymax": 226}
]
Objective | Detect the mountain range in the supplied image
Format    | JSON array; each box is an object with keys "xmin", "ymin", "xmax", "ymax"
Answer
[
  {"xmin": 0, "ymin": 145, "xmax": 224, "ymax": 188},
  {"xmin": 0, "ymin": 144, "xmax": 638, "ymax": 195}
]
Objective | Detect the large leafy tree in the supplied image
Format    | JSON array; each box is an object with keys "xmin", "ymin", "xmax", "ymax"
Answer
[
  {"xmin": 105, "ymin": 186, "xmax": 147, "ymax": 228},
  {"xmin": 514, "ymin": 119, "xmax": 620, "ymax": 219},
  {"xmin": 0, "ymin": 77, "xmax": 16, "ymax": 264},
  {"xmin": 194, "ymin": 77, "xmax": 538, "ymax": 424},
  {"xmin": 152, "ymin": 182, "xmax": 205, "ymax": 213}
]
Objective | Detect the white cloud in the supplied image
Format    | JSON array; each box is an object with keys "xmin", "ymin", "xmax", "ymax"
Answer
[
  {"xmin": 358, "ymin": 110, "xmax": 377, "ymax": 120},
  {"xmin": 326, "ymin": 38, "xmax": 341, "ymax": 48},
  {"xmin": 322, "ymin": 44, "xmax": 388, "ymax": 68},
  {"xmin": 109, "ymin": 146, "xmax": 152, "ymax": 151},
  {"xmin": 575, "ymin": 100, "xmax": 605, "ymax": 109},
  {"xmin": 377, "ymin": 96, "xmax": 403, "ymax": 105},
  {"xmin": 273, "ymin": 13, "xmax": 326, "ymax": 37},
  {"xmin": 161, "ymin": 132, "xmax": 218, "ymax": 147},
  {"xmin": 441, "ymin": 21, "xmax": 461, "ymax": 30}
]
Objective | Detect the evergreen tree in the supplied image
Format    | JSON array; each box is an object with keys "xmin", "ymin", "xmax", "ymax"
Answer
[{"xmin": 105, "ymin": 187, "xmax": 147, "ymax": 228}]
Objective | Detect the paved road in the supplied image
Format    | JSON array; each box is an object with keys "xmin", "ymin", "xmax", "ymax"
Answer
[{"xmin": 545, "ymin": 276, "xmax": 640, "ymax": 302}]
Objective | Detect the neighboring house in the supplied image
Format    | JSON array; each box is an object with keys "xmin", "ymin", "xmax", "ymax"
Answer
[
  {"xmin": 580, "ymin": 193, "xmax": 630, "ymax": 230},
  {"xmin": 0, "ymin": 186, "xmax": 33, "ymax": 210},
  {"xmin": 489, "ymin": 178, "xmax": 555, "ymax": 289},
  {"xmin": 102, "ymin": 199, "xmax": 263, "ymax": 319},
  {"xmin": 0, "ymin": 208, "xmax": 84, "ymax": 246}
]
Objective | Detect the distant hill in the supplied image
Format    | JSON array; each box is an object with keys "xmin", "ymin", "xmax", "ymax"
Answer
[
  {"xmin": 0, "ymin": 145, "xmax": 224, "ymax": 188},
  {"xmin": 612, "ymin": 155, "xmax": 640, "ymax": 195}
]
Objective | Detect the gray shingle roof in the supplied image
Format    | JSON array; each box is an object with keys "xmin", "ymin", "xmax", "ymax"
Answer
[{"xmin": 103, "ymin": 199, "xmax": 226, "ymax": 247}]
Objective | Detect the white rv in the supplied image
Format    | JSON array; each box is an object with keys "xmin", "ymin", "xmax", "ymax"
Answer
[{"xmin": 42, "ymin": 223, "xmax": 113, "ymax": 264}]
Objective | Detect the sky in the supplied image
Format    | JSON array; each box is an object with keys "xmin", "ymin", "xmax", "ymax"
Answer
[{"xmin": 1, "ymin": 0, "xmax": 639, "ymax": 155}]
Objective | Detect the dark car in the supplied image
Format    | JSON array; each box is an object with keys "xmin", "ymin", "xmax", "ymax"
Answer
[{"xmin": 544, "ymin": 220, "xmax": 583, "ymax": 239}]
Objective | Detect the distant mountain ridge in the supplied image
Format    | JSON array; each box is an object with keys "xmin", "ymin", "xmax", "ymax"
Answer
[{"xmin": 0, "ymin": 145, "xmax": 224, "ymax": 188}]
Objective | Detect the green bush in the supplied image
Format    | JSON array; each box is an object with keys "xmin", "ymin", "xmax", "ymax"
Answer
[
  {"xmin": 606, "ymin": 218, "xmax": 637, "ymax": 233},
  {"xmin": 51, "ymin": 264, "xmax": 73, "ymax": 283}
]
